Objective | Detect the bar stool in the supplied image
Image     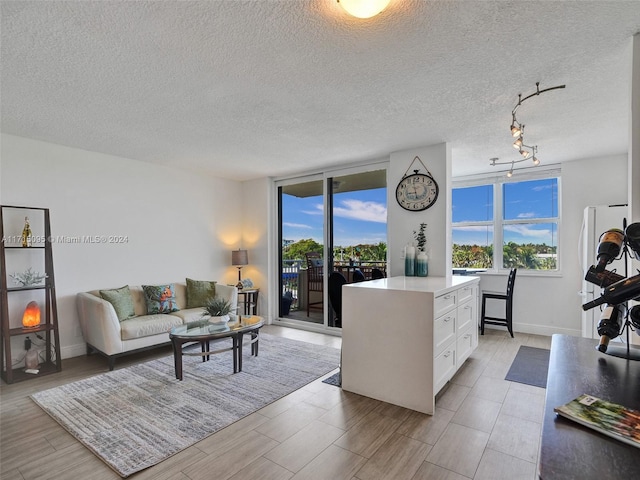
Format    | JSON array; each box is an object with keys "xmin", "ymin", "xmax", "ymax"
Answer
[{"xmin": 480, "ymin": 268, "xmax": 517, "ymax": 337}]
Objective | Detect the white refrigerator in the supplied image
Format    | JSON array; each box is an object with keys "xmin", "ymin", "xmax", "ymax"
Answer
[{"xmin": 579, "ymin": 204, "xmax": 628, "ymax": 338}]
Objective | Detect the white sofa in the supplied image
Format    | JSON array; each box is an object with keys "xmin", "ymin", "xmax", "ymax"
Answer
[{"xmin": 76, "ymin": 283, "xmax": 237, "ymax": 370}]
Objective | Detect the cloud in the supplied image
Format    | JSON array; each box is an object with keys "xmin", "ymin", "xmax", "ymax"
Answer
[
  {"xmin": 334, "ymin": 234, "xmax": 388, "ymax": 246},
  {"xmin": 504, "ymin": 224, "xmax": 552, "ymax": 238},
  {"xmin": 333, "ymin": 199, "xmax": 387, "ymax": 223},
  {"xmin": 283, "ymin": 222, "xmax": 313, "ymax": 229},
  {"xmin": 532, "ymin": 184, "xmax": 553, "ymax": 192},
  {"xmin": 302, "ymin": 204, "xmax": 324, "ymax": 216},
  {"xmin": 517, "ymin": 212, "xmax": 537, "ymax": 218},
  {"xmin": 452, "ymin": 225, "xmax": 492, "ymax": 232}
]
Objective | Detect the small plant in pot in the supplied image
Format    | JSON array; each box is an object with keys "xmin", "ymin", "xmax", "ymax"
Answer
[{"xmin": 202, "ymin": 297, "xmax": 233, "ymax": 324}]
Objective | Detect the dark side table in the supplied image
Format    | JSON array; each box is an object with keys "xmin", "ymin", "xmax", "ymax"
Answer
[
  {"xmin": 237, "ymin": 288, "xmax": 259, "ymax": 315},
  {"xmin": 539, "ymin": 334, "xmax": 640, "ymax": 479}
]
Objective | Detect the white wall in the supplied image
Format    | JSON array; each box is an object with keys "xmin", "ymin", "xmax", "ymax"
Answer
[
  {"xmin": 630, "ymin": 33, "xmax": 640, "ymax": 226},
  {"xmin": 1, "ymin": 134, "xmax": 243, "ymax": 360},
  {"xmin": 240, "ymin": 177, "xmax": 270, "ymax": 320},
  {"xmin": 388, "ymin": 144, "xmax": 451, "ymax": 277},
  {"xmin": 479, "ymin": 154, "xmax": 628, "ymax": 336}
]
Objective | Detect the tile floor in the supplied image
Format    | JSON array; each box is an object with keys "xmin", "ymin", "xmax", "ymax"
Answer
[{"xmin": 0, "ymin": 326, "xmax": 550, "ymax": 480}]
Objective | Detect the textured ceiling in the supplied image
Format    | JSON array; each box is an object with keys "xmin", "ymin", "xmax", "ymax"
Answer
[{"xmin": 2, "ymin": 1, "xmax": 640, "ymax": 181}]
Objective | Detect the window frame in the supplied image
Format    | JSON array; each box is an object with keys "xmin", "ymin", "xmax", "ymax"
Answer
[{"xmin": 453, "ymin": 166, "xmax": 562, "ymax": 274}]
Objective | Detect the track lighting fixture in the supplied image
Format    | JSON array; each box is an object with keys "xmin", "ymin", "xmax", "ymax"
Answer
[{"xmin": 492, "ymin": 82, "xmax": 565, "ymax": 176}]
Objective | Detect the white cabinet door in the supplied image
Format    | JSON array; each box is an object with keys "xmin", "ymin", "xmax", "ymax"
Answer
[
  {"xmin": 434, "ymin": 310, "xmax": 456, "ymax": 357},
  {"xmin": 434, "ymin": 291, "xmax": 457, "ymax": 318},
  {"xmin": 434, "ymin": 346, "xmax": 456, "ymax": 394},
  {"xmin": 457, "ymin": 298, "xmax": 475, "ymax": 333},
  {"xmin": 456, "ymin": 324, "xmax": 474, "ymax": 368}
]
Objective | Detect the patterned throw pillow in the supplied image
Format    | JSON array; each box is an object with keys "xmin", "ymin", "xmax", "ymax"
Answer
[
  {"xmin": 186, "ymin": 278, "xmax": 217, "ymax": 309},
  {"xmin": 100, "ymin": 285, "xmax": 136, "ymax": 321},
  {"xmin": 141, "ymin": 284, "xmax": 180, "ymax": 314}
]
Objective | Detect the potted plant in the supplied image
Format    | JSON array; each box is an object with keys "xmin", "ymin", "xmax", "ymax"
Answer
[{"xmin": 202, "ymin": 297, "xmax": 233, "ymax": 324}]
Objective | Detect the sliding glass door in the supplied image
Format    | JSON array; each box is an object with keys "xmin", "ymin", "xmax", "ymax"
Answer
[
  {"xmin": 278, "ymin": 177, "xmax": 325, "ymax": 325},
  {"xmin": 276, "ymin": 166, "xmax": 387, "ymax": 330}
]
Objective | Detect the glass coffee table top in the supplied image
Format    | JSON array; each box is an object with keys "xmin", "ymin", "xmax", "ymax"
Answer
[{"xmin": 170, "ymin": 314, "xmax": 263, "ymax": 338}]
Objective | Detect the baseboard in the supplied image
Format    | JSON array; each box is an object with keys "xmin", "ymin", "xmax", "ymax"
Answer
[
  {"xmin": 60, "ymin": 342, "xmax": 88, "ymax": 360},
  {"xmin": 513, "ymin": 322, "xmax": 580, "ymax": 337}
]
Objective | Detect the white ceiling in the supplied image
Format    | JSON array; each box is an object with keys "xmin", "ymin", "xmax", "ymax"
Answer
[{"xmin": 2, "ymin": 1, "xmax": 639, "ymax": 181}]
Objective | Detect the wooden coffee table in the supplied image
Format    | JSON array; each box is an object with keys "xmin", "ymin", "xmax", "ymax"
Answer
[{"xmin": 169, "ymin": 314, "xmax": 264, "ymax": 380}]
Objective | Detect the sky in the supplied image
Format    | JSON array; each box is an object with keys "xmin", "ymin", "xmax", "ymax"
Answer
[
  {"xmin": 281, "ymin": 177, "xmax": 558, "ymax": 249},
  {"xmin": 452, "ymin": 178, "xmax": 558, "ymax": 247},
  {"xmin": 282, "ymin": 187, "xmax": 387, "ymax": 247}
]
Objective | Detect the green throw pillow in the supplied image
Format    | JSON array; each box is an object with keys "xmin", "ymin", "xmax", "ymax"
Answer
[
  {"xmin": 100, "ymin": 285, "xmax": 136, "ymax": 322},
  {"xmin": 186, "ymin": 278, "xmax": 217, "ymax": 308},
  {"xmin": 142, "ymin": 284, "xmax": 180, "ymax": 314}
]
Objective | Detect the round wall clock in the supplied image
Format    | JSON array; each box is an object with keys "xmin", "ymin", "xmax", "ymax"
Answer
[{"xmin": 395, "ymin": 157, "xmax": 439, "ymax": 211}]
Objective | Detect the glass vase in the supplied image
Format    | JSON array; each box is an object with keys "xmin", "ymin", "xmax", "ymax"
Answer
[{"xmin": 416, "ymin": 251, "xmax": 428, "ymax": 277}]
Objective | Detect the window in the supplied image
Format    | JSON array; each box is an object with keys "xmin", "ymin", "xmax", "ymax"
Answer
[
  {"xmin": 452, "ymin": 185, "xmax": 494, "ymax": 268},
  {"xmin": 453, "ymin": 173, "xmax": 560, "ymax": 271}
]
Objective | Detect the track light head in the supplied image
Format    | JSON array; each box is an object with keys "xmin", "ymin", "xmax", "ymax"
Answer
[
  {"xmin": 513, "ymin": 137, "xmax": 523, "ymax": 149},
  {"xmin": 532, "ymin": 156, "xmax": 540, "ymax": 166},
  {"xmin": 507, "ymin": 169, "xmax": 513, "ymax": 178},
  {"xmin": 510, "ymin": 124, "xmax": 521, "ymax": 137},
  {"xmin": 519, "ymin": 149, "xmax": 531, "ymax": 159}
]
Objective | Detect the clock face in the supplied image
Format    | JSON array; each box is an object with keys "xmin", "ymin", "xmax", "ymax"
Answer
[{"xmin": 395, "ymin": 173, "xmax": 439, "ymax": 211}]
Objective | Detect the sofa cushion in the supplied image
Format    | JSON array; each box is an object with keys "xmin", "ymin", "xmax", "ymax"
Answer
[
  {"xmin": 172, "ymin": 307, "xmax": 208, "ymax": 324},
  {"xmin": 99, "ymin": 285, "xmax": 136, "ymax": 321},
  {"xmin": 142, "ymin": 284, "xmax": 180, "ymax": 314},
  {"xmin": 120, "ymin": 314, "xmax": 183, "ymax": 340},
  {"xmin": 186, "ymin": 278, "xmax": 217, "ymax": 308}
]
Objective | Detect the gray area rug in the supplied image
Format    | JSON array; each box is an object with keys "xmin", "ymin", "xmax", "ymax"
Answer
[
  {"xmin": 505, "ymin": 345, "xmax": 550, "ymax": 388},
  {"xmin": 31, "ymin": 333, "xmax": 340, "ymax": 477}
]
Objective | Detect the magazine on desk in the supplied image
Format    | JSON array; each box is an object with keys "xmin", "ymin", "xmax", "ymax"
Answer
[{"xmin": 554, "ymin": 394, "xmax": 640, "ymax": 448}]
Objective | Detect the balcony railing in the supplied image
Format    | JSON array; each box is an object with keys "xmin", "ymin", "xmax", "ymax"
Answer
[{"xmin": 281, "ymin": 259, "xmax": 386, "ymax": 313}]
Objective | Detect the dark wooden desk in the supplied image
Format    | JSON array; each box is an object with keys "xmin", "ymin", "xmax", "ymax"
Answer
[{"xmin": 539, "ymin": 334, "xmax": 640, "ymax": 479}]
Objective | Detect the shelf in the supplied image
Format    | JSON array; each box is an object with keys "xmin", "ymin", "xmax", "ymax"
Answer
[
  {"xmin": 0, "ymin": 360, "xmax": 60, "ymax": 384},
  {"xmin": 5, "ymin": 285, "xmax": 47, "ymax": 292},
  {"xmin": 1, "ymin": 205, "xmax": 61, "ymax": 384},
  {"xmin": 8, "ymin": 324, "xmax": 55, "ymax": 336}
]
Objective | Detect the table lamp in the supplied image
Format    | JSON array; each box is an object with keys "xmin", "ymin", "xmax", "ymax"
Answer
[{"xmin": 232, "ymin": 249, "xmax": 248, "ymax": 289}]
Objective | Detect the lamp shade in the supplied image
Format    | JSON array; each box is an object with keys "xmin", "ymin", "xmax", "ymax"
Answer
[
  {"xmin": 338, "ymin": 0, "xmax": 390, "ymax": 18},
  {"xmin": 22, "ymin": 301, "xmax": 41, "ymax": 328},
  {"xmin": 232, "ymin": 249, "xmax": 248, "ymax": 266}
]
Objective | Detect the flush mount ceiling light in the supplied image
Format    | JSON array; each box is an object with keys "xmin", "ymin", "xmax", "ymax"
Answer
[
  {"xmin": 494, "ymin": 82, "xmax": 566, "ymax": 176},
  {"xmin": 337, "ymin": 0, "xmax": 390, "ymax": 18}
]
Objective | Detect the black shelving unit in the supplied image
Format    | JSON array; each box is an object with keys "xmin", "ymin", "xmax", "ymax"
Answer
[{"xmin": 0, "ymin": 205, "xmax": 62, "ymax": 383}]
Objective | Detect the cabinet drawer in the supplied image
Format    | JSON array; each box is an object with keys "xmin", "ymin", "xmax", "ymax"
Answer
[
  {"xmin": 457, "ymin": 299, "xmax": 475, "ymax": 333},
  {"xmin": 434, "ymin": 310, "xmax": 456, "ymax": 357},
  {"xmin": 435, "ymin": 291, "xmax": 457, "ymax": 317},
  {"xmin": 456, "ymin": 325, "xmax": 474, "ymax": 369},
  {"xmin": 458, "ymin": 285, "xmax": 475, "ymax": 304},
  {"xmin": 434, "ymin": 346, "xmax": 456, "ymax": 394}
]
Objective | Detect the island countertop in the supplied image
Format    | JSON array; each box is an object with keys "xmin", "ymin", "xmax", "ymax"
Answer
[{"xmin": 343, "ymin": 275, "xmax": 479, "ymax": 294}]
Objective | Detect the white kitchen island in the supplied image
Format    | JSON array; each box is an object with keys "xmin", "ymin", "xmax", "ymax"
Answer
[{"xmin": 341, "ymin": 275, "xmax": 480, "ymax": 415}]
